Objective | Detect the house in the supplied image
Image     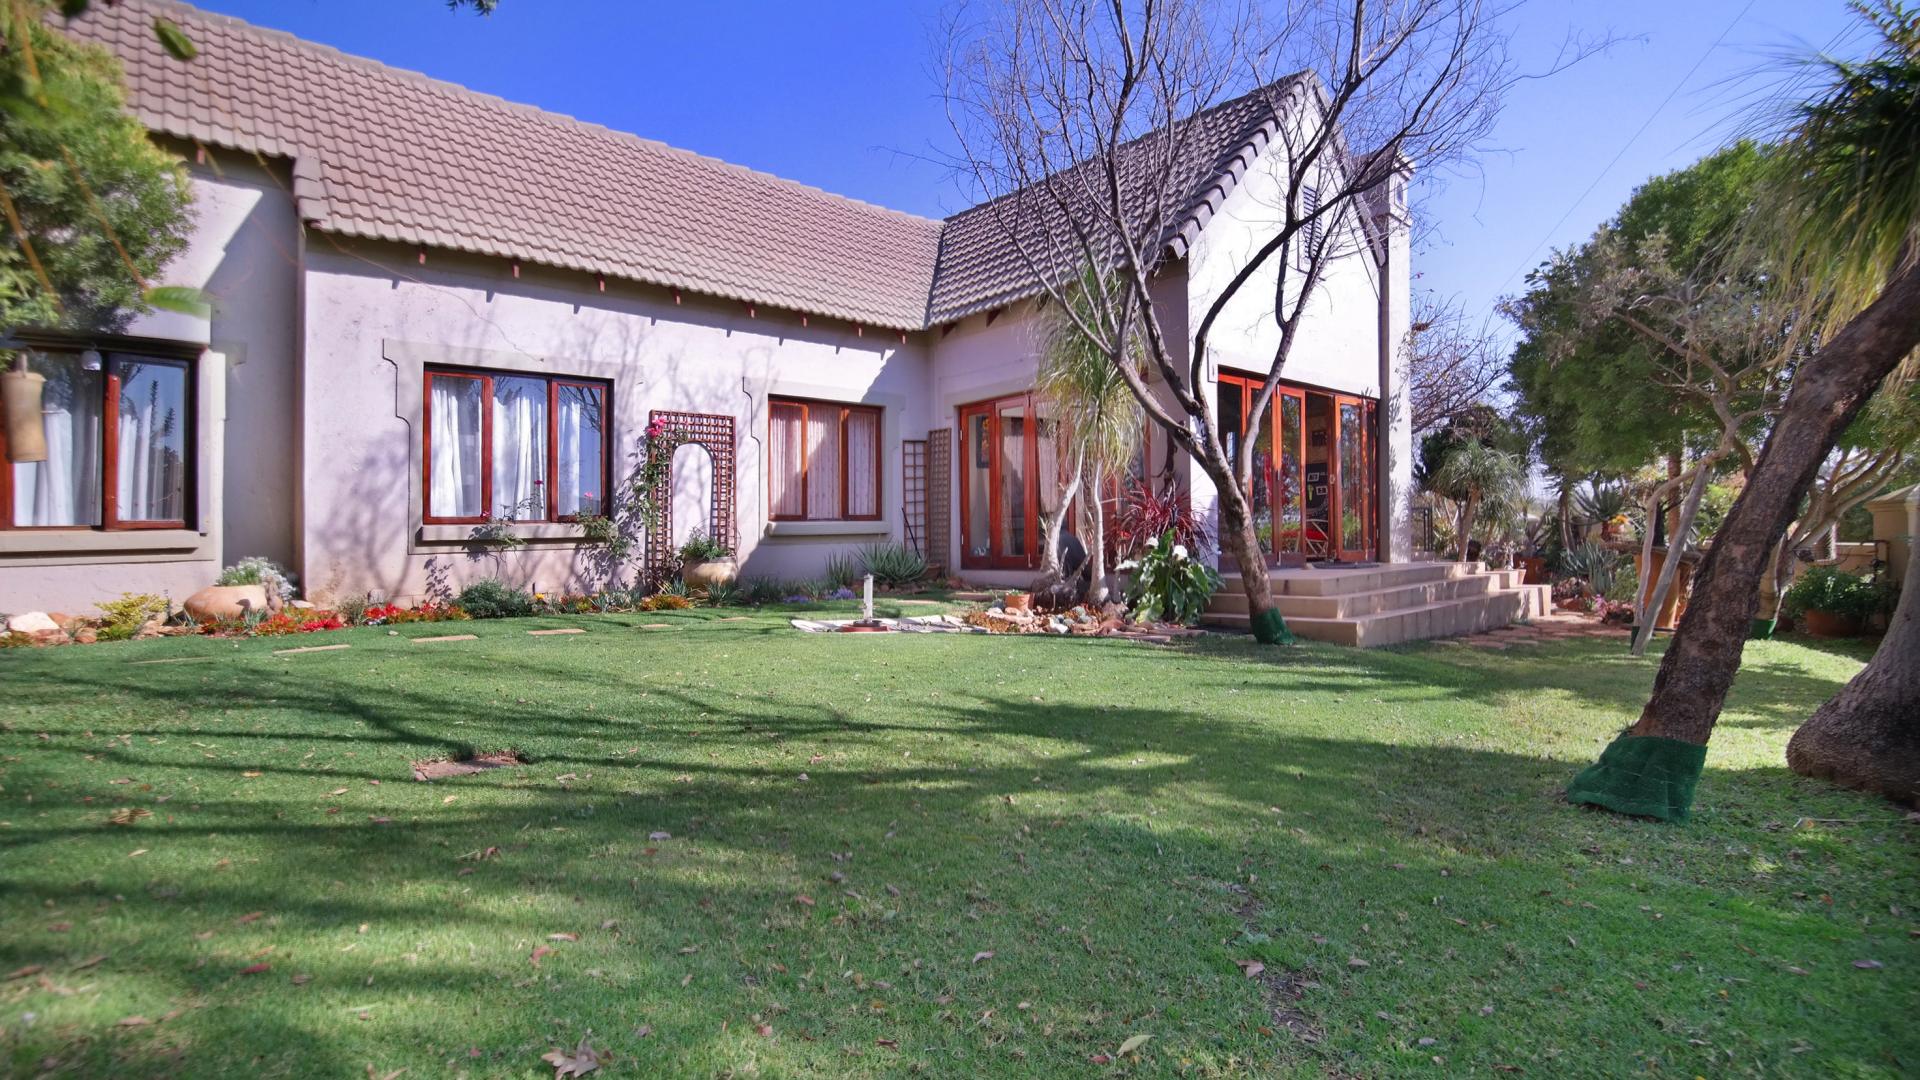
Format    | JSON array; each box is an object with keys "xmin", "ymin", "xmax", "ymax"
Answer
[{"xmin": 1, "ymin": 1, "xmax": 1541, "ymax": 643}]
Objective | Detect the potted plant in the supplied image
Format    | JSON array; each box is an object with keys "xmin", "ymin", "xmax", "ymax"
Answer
[
  {"xmin": 678, "ymin": 529, "xmax": 736, "ymax": 588},
  {"xmin": 1002, "ymin": 589, "xmax": 1033, "ymax": 613},
  {"xmin": 186, "ymin": 557, "xmax": 297, "ymax": 621},
  {"xmin": 1781, "ymin": 565, "xmax": 1878, "ymax": 637}
]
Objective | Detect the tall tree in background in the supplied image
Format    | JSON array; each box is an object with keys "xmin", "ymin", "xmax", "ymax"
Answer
[
  {"xmin": 1406, "ymin": 291, "xmax": 1504, "ymax": 434},
  {"xmin": 944, "ymin": 0, "xmax": 1525, "ymax": 644},
  {"xmin": 1569, "ymin": 1, "xmax": 1920, "ymax": 821}
]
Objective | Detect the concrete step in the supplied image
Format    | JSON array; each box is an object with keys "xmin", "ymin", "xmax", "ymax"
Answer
[
  {"xmin": 1207, "ymin": 572, "xmax": 1505, "ymax": 619},
  {"xmin": 1203, "ymin": 580, "xmax": 1552, "ymax": 647}
]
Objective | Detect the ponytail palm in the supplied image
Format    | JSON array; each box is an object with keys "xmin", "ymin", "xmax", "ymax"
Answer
[{"xmin": 1431, "ymin": 440, "xmax": 1524, "ymax": 563}]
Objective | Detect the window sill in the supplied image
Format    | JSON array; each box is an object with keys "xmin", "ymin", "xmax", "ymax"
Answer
[
  {"xmin": 418, "ymin": 523, "xmax": 592, "ymax": 544},
  {"xmin": 0, "ymin": 528, "xmax": 205, "ymax": 556},
  {"xmin": 763, "ymin": 519, "xmax": 891, "ymax": 539}
]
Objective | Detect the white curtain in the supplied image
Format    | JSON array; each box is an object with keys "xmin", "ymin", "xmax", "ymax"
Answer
[
  {"xmin": 429, "ymin": 376, "xmax": 482, "ymax": 518},
  {"xmin": 805, "ymin": 405, "xmax": 842, "ymax": 520},
  {"xmin": 554, "ymin": 384, "xmax": 600, "ymax": 516},
  {"xmin": 12, "ymin": 357, "xmax": 101, "ymax": 526},
  {"xmin": 769, "ymin": 402, "xmax": 806, "ymax": 518},
  {"xmin": 845, "ymin": 409, "xmax": 878, "ymax": 517},
  {"xmin": 114, "ymin": 361, "xmax": 186, "ymax": 522},
  {"xmin": 492, "ymin": 376, "xmax": 547, "ymax": 520}
]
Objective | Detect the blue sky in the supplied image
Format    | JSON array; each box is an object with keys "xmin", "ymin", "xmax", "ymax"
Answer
[{"xmin": 187, "ymin": 0, "xmax": 1858, "ymax": 336}]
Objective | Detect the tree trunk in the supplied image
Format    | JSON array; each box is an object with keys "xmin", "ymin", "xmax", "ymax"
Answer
[
  {"xmin": 1088, "ymin": 463, "xmax": 1110, "ymax": 604},
  {"xmin": 1035, "ymin": 446, "xmax": 1085, "ymax": 583},
  {"xmin": 1214, "ymin": 467, "xmax": 1289, "ymax": 642},
  {"xmin": 1631, "ymin": 462, "xmax": 1712, "ymax": 657},
  {"xmin": 1457, "ymin": 493, "xmax": 1477, "ymax": 563},
  {"xmin": 1569, "ymin": 257, "xmax": 1920, "ymax": 821},
  {"xmin": 1786, "ymin": 538, "xmax": 1920, "ymax": 805},
  {"xmin": 1631, "ymin": 258, "xmax": 1920, "ymax": 744},
  {"xmin": 1557, "ymin": 483, "xmax": 1573, "ymax": 552},
  {"xmin": 1633, "ymin": 489, "xmax": 1661, "ymax": 617}
]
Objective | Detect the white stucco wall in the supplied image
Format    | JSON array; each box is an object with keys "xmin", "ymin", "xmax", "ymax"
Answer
[
  {"xmin": 0, "ymin": 151, "xmax": 296, "ymax": 615},
  {"xmin": 296, "ymin": 240, "xmax": 930, "ymax": 604}
]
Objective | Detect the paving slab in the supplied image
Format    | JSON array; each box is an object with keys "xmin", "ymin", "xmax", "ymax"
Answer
[
  {"xmin": 273, "ymin": 644, "xmax": 351, "ymax": 656},
  {"xmin": 410, "ymin": 634, "xmax": 478, "ymax": 643},
  {"xmin": 132, "ymin": 655, "xmax": 220, "ymax": 665},
  {"xmin": 526, "ymin": 628, "xmax": 586, "ymax": 636}
]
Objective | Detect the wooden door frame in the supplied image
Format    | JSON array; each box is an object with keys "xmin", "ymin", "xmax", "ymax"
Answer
[
  {"xmin": 957, "ymin": 392, "xmax": 1047, "ymax": 571},
  {"xmin": 1328, "ymin": 392, "xmax": 1377, "ymax": 562}
]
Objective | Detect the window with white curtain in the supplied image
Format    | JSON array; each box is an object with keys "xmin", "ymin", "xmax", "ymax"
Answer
[
  {"xmin": 424, "ymin": 368, "xmax": 608, "ymax": 525},
  {"xmin": 2, "ymin": 347, "xmax": 191, "ymax": 530},
  {"xmin": 767, "ymin": 397, "xmax": 881, "ymax": 521}
]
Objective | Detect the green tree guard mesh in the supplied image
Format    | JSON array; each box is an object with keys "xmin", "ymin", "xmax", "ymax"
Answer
[
  {"xmin": 1748, "ymin": 618, "xmax": 1777, "ymax": 640},
  {"xmin": 1566, "ymin": 732, "xmax": 1709, "ymax": 822},
  {"xmin": 1251, "ymin": 607, "xmax": 1294, "ymax": 645}
]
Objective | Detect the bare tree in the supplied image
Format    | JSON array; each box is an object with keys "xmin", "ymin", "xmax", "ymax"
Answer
[
  {"xmin": 942, "ymin": 0, "xmax": 1522, "ymax": 642},
  {"xmin": 1407, "ymin": 291, "xmax": 1505, "ymax": 433}
]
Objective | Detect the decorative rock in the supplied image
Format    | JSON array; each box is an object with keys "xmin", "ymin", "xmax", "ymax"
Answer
[
  {"xmin": 7, "ymin": 611, "xmax": 59, "ymax": 634},
  {"xmin": 73, "ymin": 627, "xmax": 98, "ymax": 645},
  {"xmin": 288, "ymin": 600, "xmax": 316, "ymax": 611},
  {"xmin": 184, "ymin": 585, "xmax": 269, "ymax": 622}
]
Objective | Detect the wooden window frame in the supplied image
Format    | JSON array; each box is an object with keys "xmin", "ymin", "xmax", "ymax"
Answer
[
  {"xmin": 0, "ymin": 342, "xmax": 198, "ymax": 532},
  {"xmin": 766, "ymin": 396, "xmax": 883, "ymax": 523},
  {"xmin": 421, "ymin": 367, "xmax": 611, "ymax": 527}
]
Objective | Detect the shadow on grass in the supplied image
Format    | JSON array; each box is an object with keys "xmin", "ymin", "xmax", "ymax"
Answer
[{"xmin": 0, "ymin": 626, "xmax": 1905, "ymax": 1076}]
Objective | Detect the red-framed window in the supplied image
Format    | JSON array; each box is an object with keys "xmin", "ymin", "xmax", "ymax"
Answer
[
  {"xmin": 423, "ymin": 368, "xmax": 610, "ymax": 525},
  {"xmin": 767, "ymin": 397, "xmax": 881, "ymax": 522},
  {"xmin": 2, "ymin": 347, "xmax": 195, "ymax": 531}
]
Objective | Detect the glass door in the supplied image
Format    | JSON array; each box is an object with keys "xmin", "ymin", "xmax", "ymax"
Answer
[
  {"xmin": 1217, "ymin": 372, "xmax": 1308, "ymax": 564},
  {"xmin": 959, "ymin": 392, "xmax": 1063, "ymax": 570},
  {"xmin": 1331, "ymin": 394, "xmax": 1376, "ymax": 561}
]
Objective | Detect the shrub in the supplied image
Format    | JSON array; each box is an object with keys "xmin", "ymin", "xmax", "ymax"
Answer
[
  {"xmin": 333, "ymin": 593, "xmax": 371, "ymax": 626},
  {"xmin": 1121, "ymin": 529, "xmax": 1221, "ymax": 626},
  {"xmin": 823, "ymin": 551, "xmax": 862, "ymax": 590},
  {"xmin": 1113, "ymin": 480, "xmax": 1211, "ymax": 562},
  {"xmin": 1783, "ymin": 565, "xmax": 1883, "ymax": 620},
  {"xmin": 639, "ymin": 592, "xmax": 692, "ymax": 611},
  {"xmin": 743, "ymin": 577, "xmax": 790, "ymax": 606},
  {"xmin": 703, "ymin": 580, "xmax": 743, "ymax": 607},
  {"xmin": 455, "ymin": 579, "xmax": 534, "ymax": 619},
  {"xmin": 678, "ymin": 528, "xmax": 732, "ymax": 563},
  {"xmin": 96, "ymin": 593, "xmax": 169, "ymax": 640},
  {"xmin": 216, "ymin": 557, "xmax": 297, "ymax": 603},
  {"xmin": 859, "ymin": 542, "xmax": 928, "ymax": 588}
]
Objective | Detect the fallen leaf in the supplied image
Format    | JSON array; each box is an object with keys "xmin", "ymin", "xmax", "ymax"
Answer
[
  {"xmin": 548, "ymin": 932, "xmax": 579, "ymax": 942},
  {"xmin": 116, "ymin": 1015, "xmax": 151, "ymax": 1027},
  {"xmin": 368, "ymin": 816, "xmax": 394, "ymax": 825},
  {"xmin": 329, "ymin": 788, "xmax": 349, "ymax": 796},
  {"xmin": 290, "ymin": 973, "xmax": 313, "ymax": 985},
  {"xmin": 238, "ymin": 962, "xmax": 271, "ymax": 975},
  {"xmin": 70, "ymin": 955, "xmax": 107, "ymax": 972},
  {"xmin": 648, "ymin": 831, "xmax": 671, "ymax": 841},
  {"xmin": 236, "ymin": 911, "xmax": 265, "ymax": 924},
  {"xmin": 972, "ymin": 950, "xmax": 995, "ymax": 964},
  {"xmin": 875, "ymin": 1038, "xmax": 899, "ymax": 1050},
  {"xmin": 1348, "ymin": 957, "xmax": 1370, "ymax": 970},
  {"xmin": 530, "ymin": 945, "xmax": 553, "ymax": 967},
  {"xmin": 1236, "ymin": 959, "xmax": 1265, "ymax": 978},
  {"xmin": 755, "ymin": 1023, "xmax": 773, "ymax": 1037},
  {"xmin": 242, "ymin": 771, "xmax": 262, "ymax": 778},
  {"xmin": 106, "ymin": 806, "xmax": 151, "ymax": 826},
  {"xmin": 600, "ymin": 919, "xmax": 618, "ymax": 931},
  {"xmin": 1854, "ymin": 959, "xmax": 1884, "ymax": 969},
  {"xmin": 1787, "ymin": 966, "xmax": 1810, "ymax": 976},
  {"xmin": 6, "ymin": 964, "xmax": 46, "ymax": 981},
  {"xmin": 1117, "ymin": 1033, "xmax": 1151, "ymax": 1056},
  {"xmin": 1089, "ymin": 1053, "xmax": 1113, "ymax": 1065},
  {"xmin": 442, "ymin": 795, "xmax": 458, "ymax": 805},
  {"xmin": 793, "ymin": 895, "xmax": 816, "ymax": 908},
  {"xmin": 540, "ymin": 1037, "xmax": 606, "ymax": 1077}
]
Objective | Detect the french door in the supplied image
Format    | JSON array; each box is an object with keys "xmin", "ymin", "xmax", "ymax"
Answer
[
  {"xmin": 1218, "ymin": 372, "xmax": 1375, "ymax": 564},
  {"xmin": 958, "ymin": 392, "xmax": 1062, "ymax": 570}
]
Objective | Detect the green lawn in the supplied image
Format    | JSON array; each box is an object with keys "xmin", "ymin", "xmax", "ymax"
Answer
[{"xmin": 0, "ymin": 607, "xmax": 1912, "ymax": 1078}]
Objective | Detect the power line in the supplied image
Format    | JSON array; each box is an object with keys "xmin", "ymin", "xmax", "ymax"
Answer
[{"xmin": 1494, "ymin": 0, "xmax": 1759, "ymax": 296}]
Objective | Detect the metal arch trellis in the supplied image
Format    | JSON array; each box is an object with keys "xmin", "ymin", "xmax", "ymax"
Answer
[{"xmin": 643, "ymin": 410, "xmax": 737, "ymax": 588}]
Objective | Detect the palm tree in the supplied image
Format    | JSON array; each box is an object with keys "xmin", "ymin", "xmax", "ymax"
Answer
[
  {"xmin": 1431, "ymin": 440, "xmax": 1524, "ymax": 564},
  {"xmin": 1034, "ymin": 269, "xmax": 1144, "ymax": 603},
  {"xmin": 1572, "ymin": 1, "xmax": 1920, "ymax": 819}
]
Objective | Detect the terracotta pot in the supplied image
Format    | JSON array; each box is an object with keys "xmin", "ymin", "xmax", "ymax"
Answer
[
  {"xmin": 2, "ymin": 368, "xmax": 47, "ymax": 463},
  {"xmin": 1518, "ymin": 556, "xmax": 1547, "ymax": 585},
  {"xmin": 184, "ymin": 584, "xmax": 270, "ymax": 622},
  {"xmin": 1801, "ymin": 608, "xmax": 1861, "ymax": 638},
  {"xmin": 681, "ymin": 557, "xmax": 737, "ymax": 589},
  {"xmin": 1004, "ymin": 592, "xmax": 1032, "ymax": 612}
]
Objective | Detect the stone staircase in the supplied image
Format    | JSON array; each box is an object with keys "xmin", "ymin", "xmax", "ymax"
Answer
[{"xmin": 1201, "ymin": 561, "xmax": 1551, "ymax": 647}]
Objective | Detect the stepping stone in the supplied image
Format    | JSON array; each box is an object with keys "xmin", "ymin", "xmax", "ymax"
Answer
[
  {"xmin": 526, "ymin": 628, "xmax": 585, "ymax": 636},
  {"xmin": 717, "ymin": 616, "xmax": 752, "ymax": 622},
  {"xmin": 274, "ymin": 644, "xmax": 350, "ymax": 656},
  {"xmin": 132, "ymin": 655, "xmax": 219, "ymax": 665},
  {"xmin": 895, "ymin": 599, "xmax": 943, "ymax": 606},
  {"xmin": 640, "ymin": 623, "xmax": 672, "ymax": 629},
  {"xmin": 410, "ymin": 634, "xmax": 478, "ymax": 643}
]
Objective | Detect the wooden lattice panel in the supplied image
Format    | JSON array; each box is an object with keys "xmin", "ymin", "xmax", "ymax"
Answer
[
  {"xmin": 644, "ymin": 410, "xmax": 737, "ymax": 588},
  {"xmin": 902, "ymin": 439, "xmax": 928, "ymax": 558},
  {"xmin": 925, "ymin": 428, "xmax": 951, "ymax": 577}
]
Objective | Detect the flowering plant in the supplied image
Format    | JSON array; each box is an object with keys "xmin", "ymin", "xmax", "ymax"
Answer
[{"xmin": 1120, "ymin": 528, "xmax": 1221, "ymax": 626}]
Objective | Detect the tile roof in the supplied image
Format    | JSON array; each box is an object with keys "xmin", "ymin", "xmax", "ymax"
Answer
[
  {"xmin": 926, "ymin": 80, "xmax": 1298, "ymax": 325},
  {"xmin": 63, "ymin": 1, "xmax": 1300, "ymax": 333},
  {"xmin": 63, "ymin": 0, "xmax": 946, "ymax": 331}
]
